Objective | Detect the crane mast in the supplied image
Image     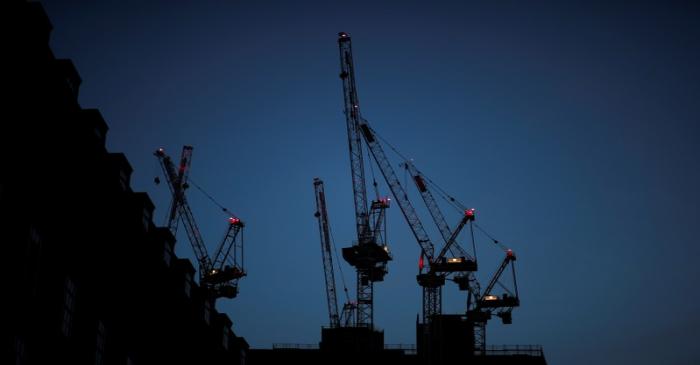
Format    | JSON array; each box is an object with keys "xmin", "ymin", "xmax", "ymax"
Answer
[
  {"xmin": 338, "ymin": 32, "xmax": 370, "ymax": 244},
  {"xmin": 338, "ymin": 32, "xmax": 391, "ymax": 329},
  {"xmin": 338, "ymin": 32, "xmax": 444, "ymax": 323},
  {"xmin": 314, "ymin": 178, "xmax": 341, "ymax": 328}
]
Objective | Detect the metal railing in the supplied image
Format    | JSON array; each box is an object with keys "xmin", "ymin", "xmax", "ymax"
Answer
[
  {"xmin": 272, "ymin": 343, "xmax": 318, "ymax": 350},
  {"xmin": 484, "ymin": 344, "xmax": 544, "ymax": 356},
  {"xmin": 271, "ymin": 343, "xmax": 417, "ymax": 355},
  {"xmin": 271, "ymin": 343, "xmax": 544, "ymax": 357},
  {"xmin": 384, "ymin": 344, "xmax": 417, "ymax": 355}
]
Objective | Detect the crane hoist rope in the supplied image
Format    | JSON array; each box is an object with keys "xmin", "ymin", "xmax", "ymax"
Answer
[
  {"xmin": 328, "ymin": 217, "xmax": 352, "ymax": 305},
  {"xmin": 368, "ymin": 123, "xmax": 470, "ymax": 215},
  {"xmin": 186, "ymin": 177, "xmax": 239, "ymax": 218},
  {"xmin": 473, "ymin": 223, "xmax": 510, "ymax": 252},
  {"xmin": 314, "ymin": 178, "xmax": 357, "ymax": 328}
]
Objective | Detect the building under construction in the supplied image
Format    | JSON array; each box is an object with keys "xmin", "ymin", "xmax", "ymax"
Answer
[{"xmin": 5, "ymin": 2, "xmax": 547, "ymax": 365}]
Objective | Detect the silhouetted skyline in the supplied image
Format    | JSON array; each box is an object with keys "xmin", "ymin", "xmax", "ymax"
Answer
[{"xmin": 40, "ymin": 1, "xmax": 700, "ymax": 364}]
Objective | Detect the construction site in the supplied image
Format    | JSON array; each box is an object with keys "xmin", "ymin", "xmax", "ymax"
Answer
[{"xmin": 6, "ymin": 2, "xmax": 547, "ymax": 365}]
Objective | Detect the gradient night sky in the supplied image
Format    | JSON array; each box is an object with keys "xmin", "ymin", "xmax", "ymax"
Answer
[{"xmin": 40, "ymin": 1, "xmax": 700, "ymax": 364}]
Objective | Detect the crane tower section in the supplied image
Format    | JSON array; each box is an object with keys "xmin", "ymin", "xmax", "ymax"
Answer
[
  {"xmin": 338, "ymin": 32, "xmax": 391, "ymax": 329},
  {"xmin": 314, "ymin": 178, "xmax": 341, "ymax": 328}
]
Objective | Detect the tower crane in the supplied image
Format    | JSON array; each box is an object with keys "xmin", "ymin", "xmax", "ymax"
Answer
[
  {"xmin": 154, "ymin": 146, "xmax": 246, "ymax": 301},
  {"xmin": 314, "ymin": 178, "xmax": 357, "ymax": 328},
  {"xmin": 314, "ymin": 178, "xmax": 340, "ymax": 328},
  {"xmin": 404, "ymin": 160, "xmax": 476, "ymax": 268},
  {"xmin": 338, "ymin": 32, "xmax": 392, "ymax": 329},
  {"xmin": 339, "ymin": 32, "xmax": 444, "ymax": 322},
  {"xmin": 336, "ymin": 33, "xmax": 523, "ymax": 360},
  {"xmin": 404, "ymin": 160, "xmax": 479, "ymax": 297},
  {"xmin": 469, "ymin": 249, "xmax": 520, "ymax": 354},
  {"xmin": 404, "ymin": 160, "xmax": 520, "ymax": 355}
]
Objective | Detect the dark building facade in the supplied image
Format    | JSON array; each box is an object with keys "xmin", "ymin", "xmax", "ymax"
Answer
[{"xmin": 3, "ymin": 2, "xmax": 248, "ymax": 364}]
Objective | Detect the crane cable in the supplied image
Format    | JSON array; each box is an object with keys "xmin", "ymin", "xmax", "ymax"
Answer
[
  {"xmin": 371, "ymin": 126, "xmax": 468, "ymax": 213},
  {"xmin": 362, "ymin": 125, "xmax": 521, "ymax": 305},
  {"xmin": 153, "ymin": 160, "xmax": 239, "ymax": 219},
  {"xmin": 371, "ymin": 126, "xmax": 476, "ymax": 259},
  {"xmin": 365, "ymin": 142, "xmax": 381, "ymax": 200},
  {"xmin": 328, "ymin": 220, "xmax": 352, "ymax": 304},
  {"xmin": 473, "ymin": 223, "xmax": 509, "ymax": 252},
  {"xmin": 422, "ymin": 174, "xmax": 468, "ymax": 213},
  {"xmin": 187, "ymin": 177, "xmax": 240, "ymax": 219}
]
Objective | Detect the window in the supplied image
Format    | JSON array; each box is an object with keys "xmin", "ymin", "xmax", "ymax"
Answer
[
  {"xmin": 142, "ymin": 207, "xmax": 151, "ymax": 232},
  {"xmin": 15, "ymin": 336, "xmax": 25, "ymax": 365},
  {"xmin": 203, "ymin": 299, "xmax": 211, "ymax": 325},
  {"xmin": 162, "ymin": 244, "xmax": 172, "ymax": 267},
  {"xmin": 222, "ymin": 327, "xmax": 230, "ymax": 350},
  {"xmin": 29, "ymin": 226, "xmax": 41, "ymax": 244},
  {"xmin": 94, "ymin": 126, "xmax": 103, "ymax": 143},
  {"xmin": 183, "ymin": 272, "xmax": 192, "ymax": 298},
  {"xmin": 62, "ymin": 277, "xmax": 76, "ymax": 337},
  {"xmin": 118, "ymin": 169, "xmax": 129, "ymax": 191},
  {"xmin": 240, "ymin": 349, "xmax": 246, "ymax": 365},
  {"xmin": 95, "ymin": 320, "xmax": 106, "ymax": 365},
  {"xmin": 27, "ymin": 226, "xmax": 43, "ymax": 296}
]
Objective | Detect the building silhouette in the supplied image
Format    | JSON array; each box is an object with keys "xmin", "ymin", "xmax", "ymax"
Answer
[
  {"xmin": 4, "ymin": 2, "xmax": 248, "ymax": 364},
  {"xmin": 248, "ymin": 323, "xmax": 546, "ymax": 365}
]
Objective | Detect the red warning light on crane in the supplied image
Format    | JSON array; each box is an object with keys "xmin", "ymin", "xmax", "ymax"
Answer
[
  {"xmin": 228, "ymin": 217, "xmax": 241, "ymax": 225},
  {"xmin": 465, "ymin": 208, "xmax": 476, "ymax": 220}
]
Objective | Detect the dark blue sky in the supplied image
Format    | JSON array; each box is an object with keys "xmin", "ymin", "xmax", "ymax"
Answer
[{"xmin": 41, "ymin": 1, "xmax": 700, "ymax": 364}]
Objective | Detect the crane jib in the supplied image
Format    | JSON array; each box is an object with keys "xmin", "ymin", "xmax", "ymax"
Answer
[{"xmin": 360, "ymin": 123, "xmax": 375, "ymax": 143}]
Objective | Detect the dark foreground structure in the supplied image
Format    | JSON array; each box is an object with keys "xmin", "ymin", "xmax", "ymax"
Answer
[
  {"xmin": 3, "ymin": 2, "xmax": 248, "ymax": 364},
  {"xmin": 249, "ymin": 323, "xmax": 546, "ymax": 365}
]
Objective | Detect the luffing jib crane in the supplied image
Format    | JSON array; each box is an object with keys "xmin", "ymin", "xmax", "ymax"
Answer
[
  {"xmin": 404, "ymin": 160, "xmax": 476, "ymax": 269},
  {"xmin": 335, "ymin": 33, "xmax": 522, "ymax": 357},
  {"xmin": 405, "ymin": 159, "xmax": 520, "ymax": 354},
  {"xmin": 469, "ymin": 249, "xmax": 520, "ymax": 354},
  {"xmin": 155, "ymin": 146, "xmax": 246, "ymax": 301},
  {"xmin": 314, "ymin": 178, "xmax": 341, "ymax": 328},
  {"xmin": 339, "ymin": 31, "xmax": 448, "ymax": 322},
  {"xmin": 407, "ymin": 161, "xmax": 521, "ymax": 354},
  {"xmin": 338, "ymin": 32, "xmax": 392, "ymax": 329},
  {"xmin": 314, "ymin": 178, "xmax": 357, "ymax": 328}
]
